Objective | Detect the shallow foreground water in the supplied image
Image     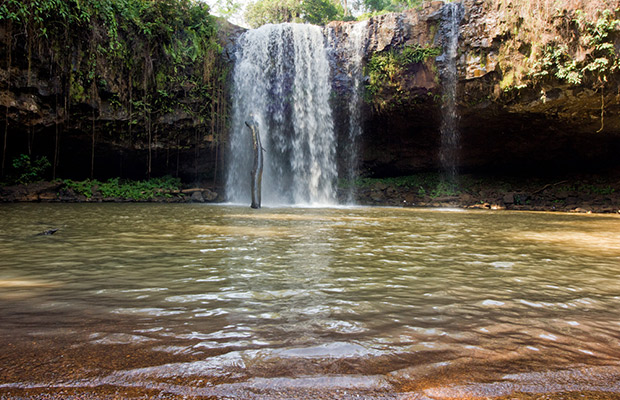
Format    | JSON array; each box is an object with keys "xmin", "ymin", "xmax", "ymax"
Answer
[{"xmin": 1, "ymin": 204, "xmax": 620, "ymax": 399}]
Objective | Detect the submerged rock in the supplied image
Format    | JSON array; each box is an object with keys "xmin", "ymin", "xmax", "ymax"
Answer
[{"xmin": 36, "ymin": 228, "xmax": 59, "ymax": 236}]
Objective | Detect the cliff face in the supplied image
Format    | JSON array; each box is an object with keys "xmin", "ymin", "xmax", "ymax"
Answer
[
  {"xmin": 1, "ymin": 0, "xmax": 619, "ymax": 185},
  {"xmin": 329, "ymin": 0, "xmax": 620, "ymax": 178},
  {"xmin": 459, "ymin": 0, "xmax": 620, "ymax": 175},
  {"xmin": 0, "ymin": 3, "xmax": 234, "ymax": 184}
]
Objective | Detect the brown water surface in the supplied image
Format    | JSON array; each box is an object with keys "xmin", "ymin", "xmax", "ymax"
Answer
[{"xmin": 1, "ymin": 204, "xmax": 620, "ymax": 398}]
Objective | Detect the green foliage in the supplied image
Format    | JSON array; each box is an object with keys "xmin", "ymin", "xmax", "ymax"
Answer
[
  {"xmin": 365, "ymin": 44, "xmax": 440, "ymax": 111},
  {"xmin": 62, "ymin": 176, "xmax": 183, "ymax": 200},
  {"xmin": 401, "ymin": 45, "xmax": 442, "ymax": 63},
  {"xmin": 62, "ymin": 179, "xmax": 96, "ymax": 198},
  {"xmin": 0, "ymin": 0, "xmax": 227, "ymax": 153},
  {"xmin": 429, "ymin": 181, "xmax": 460, "ymax": 197},
  {"xmin": 341, "ymin": 173, "xmax": 460, "ymax": 198},
  {"xmin": 557, "ymin": 183, "xmax": 615, "ymax": 196},
  {"xmin": 210, "ymin": 0, "xmax": 243, "ymax": 19},
  {"xmin": 245, "ymin": 0, "xmax": 301, "ymax": 27},
  {"xmin": 528, "ymin": 9, "xmax": 620, "ymax": 86},
  {"xmin": 361, "ymin": 0, "xmax": 391, "ymax": 12},
  {"xmin": 301, "ymin": 0, "xmax": 343, "ymax": 25},
  {"xmin": 530, "ymin": 44, "xmax": 582, "ymax": 84},
  {"xmin": 244, "ymin": 0, "xmax": 345, "ymax": 27},
  {"xmin": 10, "ymin": 154, "xmax": 51, "ymax": 184},
  {"xmin": 359, "ymin": 0, "xmax": 423, "ymax": 14},
  {"xmin": 577, "ymin": 9, "xmax": 620, "ymax": 77}
]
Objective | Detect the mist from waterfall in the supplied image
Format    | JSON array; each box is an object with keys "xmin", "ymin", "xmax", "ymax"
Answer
[
  {"xmin": 438, "ymin": 2, "xmax": 464, "ymax": 181},
  {"xmin": 226, "ymin": 23, "xmax": 337, "ymax": 206}
]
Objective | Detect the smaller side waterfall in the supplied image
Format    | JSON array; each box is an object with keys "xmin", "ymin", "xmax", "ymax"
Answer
[
  {"xmin": 341, "ymin": 21, "xmax": 368, "ymax": 203},
  {"xmin": 438, "ymin": 2, "xmax": 464, "ymax": 181}
]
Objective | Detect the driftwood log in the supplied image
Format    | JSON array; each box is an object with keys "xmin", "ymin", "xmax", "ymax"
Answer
[{"xmin": 245, "ymin": 119, "xmax": 263, "ymax": 209}]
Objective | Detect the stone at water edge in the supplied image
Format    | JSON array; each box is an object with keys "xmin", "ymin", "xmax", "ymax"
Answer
[
  {"xmin": 202, "ymin": 189, "xmax": 218, "ymax": 201},
  {"xmin": 190, "ymin": 192, "xmax": 205, "ymax": 203},
  {"xmin": 181, "ymin": 188, "xmax": 218, "ymax": 202},
  {"xmin": 502, "ymin": 193, "xmax": 515, "ymax": 204}
]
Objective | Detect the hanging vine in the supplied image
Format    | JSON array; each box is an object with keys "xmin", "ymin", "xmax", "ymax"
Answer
[{"xmin": 0, "ymin": 0, "xmax": 228, "ymax": 181}]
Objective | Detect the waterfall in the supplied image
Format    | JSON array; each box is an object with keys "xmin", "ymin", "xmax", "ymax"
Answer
[
  {"xmin": 226, "ymin": 24, "xmax": 337, "ymax": 206},
  {"xmin": 438, "ymin": 2, "xmax": 464, "ymax": 181},
  {"xmin": 341, "ymin": 21, "xmax": 368, "ymax": 203}
]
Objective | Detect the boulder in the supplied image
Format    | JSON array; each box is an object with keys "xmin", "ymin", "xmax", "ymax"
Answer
[
  {"xmin": 502, "ymin": 193, "xmax": 515, "ymax": 204},
  {"xmin": 370, "ymin": 190, "xmax": 385, "ymax": 202},
  {"xmin": 202, "ymin": 189, "xmax": 218, "ymax": 201},
  {"xmin": 190, "ymin": 191, "xmax": 205, "ymax": 203}
]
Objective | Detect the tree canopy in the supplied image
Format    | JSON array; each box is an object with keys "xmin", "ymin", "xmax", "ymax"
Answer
[
  {"xmin": 243, "ymin": 0, "xmax": 427, "ymax": 27},
  {"xmin": 362, "ymin": 0, "xmax": 424, "ymax": 13},
  {"xmin": 244, "ymin": 0, "xmax": 347, "ymax": 28}
]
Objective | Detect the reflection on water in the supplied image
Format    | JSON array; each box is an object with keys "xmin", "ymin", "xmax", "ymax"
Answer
[{"xmin": 1, "ymin": 204, "xmax": 620, "ymax": 398}]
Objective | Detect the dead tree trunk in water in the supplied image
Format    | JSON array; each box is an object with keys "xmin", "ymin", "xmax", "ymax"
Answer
[{"xmin": 245, "ymin": 119, "xmax": 263, "ymax": 209}]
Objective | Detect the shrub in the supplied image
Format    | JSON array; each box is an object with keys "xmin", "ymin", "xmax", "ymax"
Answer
[{"xmin": 11, "ymin": 154, "xmax": 50, "ymax": 184}]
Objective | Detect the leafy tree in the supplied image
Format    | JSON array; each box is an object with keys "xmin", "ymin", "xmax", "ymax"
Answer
[
  {"xmin": 301, "ymin": 0, "xmax": 343, "ymax": 24},
  {"xmin": 245, "ymin": 0, "xmax": 301, "ymax": 27},
  {"xmin": 360, "ymin": 0, "xmax": 423, "ymax": 13},
  {"xmin": 210, "ymin": 0, "xmax": 243, "ymax": 20},
  {"xmin": 244, "ymin": 0, "xmax": 345, "ymax": 27},
  {"xmin": 362, "ymin": 0, "xmax": 391, "ymax": 12}
]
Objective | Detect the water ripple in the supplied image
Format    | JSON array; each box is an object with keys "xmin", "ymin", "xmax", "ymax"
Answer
[{"xmin": 2, "ymin": 204, "xmax": 620, "ymax": 397}]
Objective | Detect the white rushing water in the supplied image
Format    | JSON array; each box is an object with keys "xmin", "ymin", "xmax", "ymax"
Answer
[
  {"xmin": 227, "ymin": 24, "xmax": 337, "ymax": 206},
  {"xmin": 438, "ymin": 2, "xmax": 464, "ymax": 180}
]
